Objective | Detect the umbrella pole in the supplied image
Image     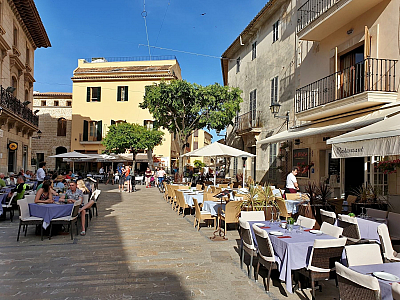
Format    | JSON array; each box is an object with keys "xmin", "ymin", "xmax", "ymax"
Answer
[
  {"xmin": 73, "ymin": 161, "xmax": 75, "ymax": 173},
  {"xmin": 242, "ymin": 164, "xmax": 245, "ymax": 188},
  {"xmin": 214, "ymin": 156, "xmax": 217, "ymax": 185}
]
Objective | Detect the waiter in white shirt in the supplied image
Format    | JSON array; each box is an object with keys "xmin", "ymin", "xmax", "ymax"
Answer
[
  {"xmin": 286, "ymin": 166, "xmax": 299, "ymax": 194},
  {"xmin": 36, "ymin": 162, "xmax": 46, "ymax": 186}
]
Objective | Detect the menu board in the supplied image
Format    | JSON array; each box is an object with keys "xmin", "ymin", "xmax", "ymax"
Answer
[
  {"xmin": 328, "ymin": 153, "xmax": 340, "ymax": 183},
  {"xmin": 293, "ymin": 148, "xmax": 309, "ymax": 178}
]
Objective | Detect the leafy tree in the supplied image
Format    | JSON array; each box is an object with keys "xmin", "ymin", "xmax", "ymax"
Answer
[
  {"xmin": 140, "ymin": 79, "xmax": 242, "ymax": 174},
  {"xmin": 102, "ymin": 123, "xmax": 164, "ymax": 167},
  {"xmin": 193, "ymin": 160, "xmax": 206, "ymax": 169}
]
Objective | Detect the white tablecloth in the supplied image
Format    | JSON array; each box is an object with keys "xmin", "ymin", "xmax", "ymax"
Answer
[
  {"xmin": 203, "ymin": 201, "xmax": 225, "ymax": 216},
  {"xmin": 285, "ymin": 200, "xmax": 303, "ymax": 214},
  {"xmin": 182, "ymin": 192, "xmax": 203, "ymax": 206}
]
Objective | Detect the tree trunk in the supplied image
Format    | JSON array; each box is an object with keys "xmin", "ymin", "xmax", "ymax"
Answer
[
  {"xmin": 178, "ymin": 141, "xmax": 185, "ymax": 176},
  {"xmin": 147, "ymin": 149, "xmax": 154, "ymax": 170}
]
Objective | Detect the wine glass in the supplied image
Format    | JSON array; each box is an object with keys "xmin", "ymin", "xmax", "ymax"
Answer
[
  {"xmin": 276, "ymin": 211, "xmax": 281, "ymax": 224},
  {"xmin": 297, "ymin": 219, "xmax": 303, "ymax": 233},
  {"xmin": 360, "ymin": 207, "xmax": 365, "ymax": 219},
  {"xmin": 270, "ymin": 211, "xmax": 275, "ymax": 223}
]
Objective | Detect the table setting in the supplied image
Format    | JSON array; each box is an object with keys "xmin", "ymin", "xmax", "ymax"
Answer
[{"xmin": 29, "ymin": 197, "xmax": 73, "ymax": 229}]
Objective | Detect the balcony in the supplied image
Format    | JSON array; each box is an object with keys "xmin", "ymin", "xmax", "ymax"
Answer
[
  {"xmin": 297, "ymin": 0, "xmax": 384, "ymax": 41},
  {"xmin": 296, "ymin": 58, "xmax": 398, "ymax": 121},
  {"xmin": 0, "ymin": 85, "xmax": 38, "ymax": 127},
  {"xmin": 235, "ymin": 111, "xmax": 262, "ymax": 135},
  {"xmin": 79, "ymin": 133, "xmax": 102, "ymax": 144}
]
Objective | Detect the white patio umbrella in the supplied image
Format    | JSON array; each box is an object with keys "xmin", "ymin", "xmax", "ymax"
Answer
[
  {"xmin": 49, "ymin": 151, "xmax": 91, "ymax": 173},
  {"xmin": 181, "ymin": 141, "xmax": 255, "ymax": 186}
]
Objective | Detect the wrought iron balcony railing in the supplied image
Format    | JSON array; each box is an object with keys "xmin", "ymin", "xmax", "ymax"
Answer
[
  {"xmin": 297, "ymin": 0, "xmax": 340, "ymax": 32},
  {"xmin": 0, "ymin": 86, "xmax": 38, "ymax": 126},
  {"xmin": 296, "ymin": 58, "xmax": 398, "ymax": 113},
  {"xmin": 235, "ymin": 111, "xmax": 262, "ymax": 133}
]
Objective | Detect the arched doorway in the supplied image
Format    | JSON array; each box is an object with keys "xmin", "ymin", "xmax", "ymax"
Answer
[{"xmin": 55, "ymin": 146, "xmax": 67, "ymax": 172}]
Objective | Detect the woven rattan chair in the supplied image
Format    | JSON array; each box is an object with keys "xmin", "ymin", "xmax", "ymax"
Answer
[
  {"xmin": 275, "ymin": 197, "xmax": 291, "ymax": 220},
  {"xmin": 346, "ymin": 195, "xmax": 358, "ymax": 213},
  {"xmin": 335, "ymin": 262, "xmax": 381, "ymax": 300},
  {"xmin": 196, "ymin": 184, "xmax": 203, "ymax": 191},
  {"xmin": 219, "ymin": 184, "xmax": 228, "ymax": 189},
  {"xmin": 286, "ymin": 193, "xmax": 300, "ymax": 200},
  {"xmin": 296, "ymin": 215, "xmax": 316, "ymax": 229},
  {"xmin": 16, "ymin": 199, "xmax": 44, "ymax": 241},
  {"xmin": 320, "ymin": 222, "xmax": 343, "ymax": 238},
  {"xmin": 193, "ymin": 198, "xmax": 215, "ymax": 230},
  {"xmin": 366, "ymin": 208, "xmax": 388, "ymax": 219},
  {"xmin": 240, "ymin": 211, "xmax": 265, "ymax": 222},
  {"xmin": 320, "ymin": 209, "xmax": 336, "ymax": 225},
  {"xmin": 388, "ymin": 212, "xmax": 400, "ymax": 242},
  {"xmin": 203, "ymin": 192, "xmax": 219, "ymax": 201},
  {"xmin": 337, "ymin": 214, "xmax": 366, "ymax": 244},
  {"xmin": 239, "ymin": 219, "xmax": 257, "ymax": 278},
  {"xmin": 377, "ymin": 224, "xmax": 400, "ymax": 262},
  {"xmin": 393, "ymin": 282, "xmax": 400, "ymax": 300},
  {"xmin": 345, "ymin": 244, "xmax": 383, "ymax": 267},
  {"xmin": 219, "ymin": 200, "xmax": 242, "ymax": 234},
  {"xmin": 298, "ymin": 238, "xmax": 347, "ymax": 299},
  {"xmin": 163, "ymin": 182, "xmax": 169, "ymax": 201},
  {"xmin": 327, "ymin": 198, "xmax": 343, "ymax": 214},
  {"xmin": 49, "ymin": 200, "xmax": 82, "ymax": 240},
  {"xmin": 252, "ymin": 224, "xmax": 277, "ymax": 291},
  {"xmin": 232, "ymin": 182, "xmax": 241, "ymax": 188},
  {"xmin": 175, "ymin": 190, "xmax": 190, "ymax": 216}
]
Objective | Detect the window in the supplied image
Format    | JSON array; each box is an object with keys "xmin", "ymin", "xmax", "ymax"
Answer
[
  {"xmin": 194, "ymin": 130, "xmax": 199, "ymax": 137},
  {"xmin": 83, "ymin": 120, "xmax": 102, "ymax": 141},
  {"xmin": 36, "ymin": 153, "xmax": 44, "ymax": 169},
  {"xmin": 366, "ymin": 157, "xmax": 388, "ymax": 195},
  {"xmin": 54, "ymin": 100, "xmax": 59, "ymax": 107},
  {"xmin": 26, "ymin": 45, "xmax": 30, "ymax": 66},
  {"xmin": 273, "ymin": 20, "xmax": 279, "ymax": 43},
  {"xmin": 13, "ymin": 25, "xmax": 18, "ymax": 47},
  {"xmin": 236, "ymin": 57, "xmax": 240, "ymax": 73},
  {"xmin": 271, "ymin": 76, "xmax": 278, "ymax": 104},
  {"xmin": 41, "ymin": 100, "xmax": 46, "ymax": 106},
  {"xmin": 252, "ymin": 41, "xmax": 257, "ymax": 60},
  {"xmin": 25, "ymin": 90, "xmax": 28, "ymax": 101},
  {"xmin": 193, "ymin": 142, "xmax": 198, "ymax": 150},
  {"xmin": 86, "ymin": 87, "xmax": 101, "ymax": 102},
  {"xmin": 66, "ymin": 101, "xmax": 72, "ymax": 107},
  {"xmin": 269, "ymin": 144, "xmax": 277, "ymax": 179},
  {"xmin": 249, "ymin": 89, "xmax": 257, "ymax": 122},
  {"xmin": 117, "ymin": 86, "xmax": 128, "ymax": 101},
  {"xmin": 57, "ymin": 118, "xmax": 67, "ymax": 136},
  {"xmin": 11, "ymin": 76, "xmax": 17, "ymax": 96}
]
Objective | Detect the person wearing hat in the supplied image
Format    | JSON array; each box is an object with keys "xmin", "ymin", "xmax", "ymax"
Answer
[{"xmin": 54, "ymin": 175, "xmax": 65, "ymax": 190}]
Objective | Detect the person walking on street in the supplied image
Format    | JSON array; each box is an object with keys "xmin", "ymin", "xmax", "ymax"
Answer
[
  {"xmin": 157, "ymin": 167, "xmax": 166, "ymax": 188},
  {"xmin": 118, "ymin": 166, "xmax": 125, "ymax": 192},
  {"xmin": 145, "ymin": 167, "xmax": 152, "ymax": 188},
  {"xmin": 286, "ymin": 167, "xmax": 299, "ymax": 194},
  {"xmin": 124, "ymin": 166, "xmax": 131, "ymax": 192}
]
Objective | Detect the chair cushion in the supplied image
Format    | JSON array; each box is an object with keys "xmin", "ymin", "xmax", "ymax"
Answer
[
  {"xmin": 200, "ymin": 211, "xmax": 211, "ymax": 215},
  {"xmin": 20, "ymin": 216, "xmax": 43, "ymax": 221}
]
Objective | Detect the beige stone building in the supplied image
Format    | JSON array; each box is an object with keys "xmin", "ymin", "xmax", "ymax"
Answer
[
  {"xmin": 70, "ymin": 56, "xmax": 181, "ymax": 172},
  {"xmin": 0, "ymin": 0, "xmax": 50, "ymax": 174},
  {"xmin": 31, "ymin": 92, "xmax": 72, "ymax": 171}
]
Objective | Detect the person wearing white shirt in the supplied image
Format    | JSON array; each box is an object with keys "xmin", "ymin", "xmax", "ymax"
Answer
[
  {"xmin": 36, "ymin": 162, "xmax": 46, "ymax": 185},
  {"xmin": 286, "ymin": 167, "xmax": 299, "ymax": 194}
]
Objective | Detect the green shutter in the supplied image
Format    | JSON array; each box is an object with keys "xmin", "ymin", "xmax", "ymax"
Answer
[
  {"xmin": 86, "ymin": 87, "xmax": 90, "ymax": 102},
  {"xmin": 97, "ymin": 120, "xmax": 102, "ymax": 141},
  {"xmin": 97, "ymin": 87, "xmax": 101, "ymax": 102},
  {"xmin": 117, "ymin": 86, "xmax": 121, "ymax": 101},
  {"xmin": 124, "ymin": 86, "xmax": 128, "ymax": 101},
  {"xmin": 83, "ymin": 120, "xmax": 88, "ymax": 141}
]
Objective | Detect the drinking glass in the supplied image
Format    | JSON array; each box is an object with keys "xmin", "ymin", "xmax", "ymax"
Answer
[
  {"xmin": 270, "ymin": 211, "xmax": 275, "ymax": 223},
  {"xmin": 297, "ymin": 220, "xmax": 303, "ymax": 233},
  {"xmin": 360, "ymin": 207, "xmax": 365, "ymax": 219},
  {"xmin": 276, "ymin": 211, "xmax": 281, "ymax": 224}
]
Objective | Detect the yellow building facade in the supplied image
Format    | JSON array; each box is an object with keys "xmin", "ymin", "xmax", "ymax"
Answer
[
  {"xmin": 0, "ymin": 0, "xmax": 50, "ymax": 174},
  {"xmin": 70, "ymin": 56, "xmax": 182, "ymax": 168}
]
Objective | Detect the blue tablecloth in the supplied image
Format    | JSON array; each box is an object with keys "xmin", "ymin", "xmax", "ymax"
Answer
[
  {"xmin": 1, "ymin": 187, "xmax": 12, "ymax": 194},
  {"xmin": 356, "ymin": 217, "xmax": 386, "ymax": 242},
  {"xmin": 29, "ymin": 203, "xmax": 73, "ymax": 229},
  {"xmin": 203, "ymin": 201, "xmax": 225, "ymax": 216},
  {"xmin": 351, "ymin": 262, "xmax": 400, "ymax": 300},
  {"xmin": 248, "ymin": 220, "xmax": 335, "ymax": 293}
]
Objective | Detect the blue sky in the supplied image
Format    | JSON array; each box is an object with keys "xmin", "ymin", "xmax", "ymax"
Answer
[{"xmin": 34, "ymin": 0, "xmax": 266, "ymax": 139}]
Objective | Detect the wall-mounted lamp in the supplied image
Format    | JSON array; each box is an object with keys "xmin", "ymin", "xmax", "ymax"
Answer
[
  {"xmin": 347, "ymin": 29, "xmax": 353, "ymax": 35},
  {"xmin": 31, "ymin": 130, "xmax": 42, "ymax": 139},
  {"xmin": 294, "ymin": 139, "xmax": 301, "ymax": 145},
  {"xmin": 0, "ymin": 106, "xmax": 3, "ymax": 116},
  {"xmin": 270, "ymin": 101, "xmax": 289, "ymax": 129},
  {"xmin": 6, "ymin": 86, "xmax": 16, "ymax": 93}
]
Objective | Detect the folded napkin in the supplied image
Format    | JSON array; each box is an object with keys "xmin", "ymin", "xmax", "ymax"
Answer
[
  {"xmin": 260, "ymin": 226, "xmax": 271, "ymax": 229},
  {"xmin": 303, "ymin": 229, "xmax": 312, "ymax": 232},
  {"xmin": 278, "ymin": 236, "xmax": 292, "ymax": 239}
]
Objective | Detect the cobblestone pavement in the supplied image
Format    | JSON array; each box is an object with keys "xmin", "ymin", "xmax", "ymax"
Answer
[{"xmin": 0, "ymin": 184, "xmax": 338, "ymax": 299}]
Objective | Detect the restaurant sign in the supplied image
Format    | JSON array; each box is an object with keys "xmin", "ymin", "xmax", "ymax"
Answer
[{"xmin": 293, "ymin": 148, "xmax": 309, "ymax": 178}]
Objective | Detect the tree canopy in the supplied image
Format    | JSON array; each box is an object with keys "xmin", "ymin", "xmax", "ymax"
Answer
[
  {"xmin": 140, "ymin": 80, "xmax": 242, "ymax": 173},
  {"xmin": 102, "ymin": 122, "xmax": 164, "ymax": 155}
]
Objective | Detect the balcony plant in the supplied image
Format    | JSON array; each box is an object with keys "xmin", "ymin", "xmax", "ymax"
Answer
[{"xmin": 374, "ymin": 159, "xmax": 400, "ymax": 174}]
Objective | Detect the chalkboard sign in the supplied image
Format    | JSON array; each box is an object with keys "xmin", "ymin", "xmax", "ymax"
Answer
[
  {"xmin": 328, "ymin": 153, "xmax": 340, "ymax": 183},
  {"xmin": 293, "ymin": 148, "xmax": 309, "ymax": 178}
]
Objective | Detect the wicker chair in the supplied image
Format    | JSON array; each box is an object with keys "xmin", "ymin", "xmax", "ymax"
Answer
[
  {"xmin": 346, "ymin": 195, "xmax": 358, "ymax": 213},
  {"xmin": 195, "ymin": 184, "xmax": 203, "ymax": 191},
  {"xmin": 275, "ymin": 197, "xmax": 291, "ymax": 220},
  {"xmin": 203, "ymin": 192, "xmax": 219, "ymax": 201},
  {"xmin": 163, "ymin": 182, "xmax": 169, "ymax": 201},
  {"xmin": 49, "ymin": 200, "xmax": 82, "ymax": 240},
  {"xmin": 252, "ymin": 224, "xmax": 277, "ymax": 291},
  {"xmin": 240, "ymin": 211, "xmax": 265, "ymax": 222},
  {"xmin": 320, "ymin": 209, "xmax": 336, "ymax": 225},
  {"xmin": 327, "ymin": 198, "xmax": 343, "ymax": 214},
  {"xmin": 320, "ymin": 222, "xmax": 343, "ymax": 238},
  {"xmin": 377, "ymin": 224, "xmax": 400, "ymax": 262},
  {"xmin": 393, "ymin": 282, "xmax": 400, "ymax": 300},
  {"xmin": 193, "ymin": 198, "xmax": 215, "ymax": 230},
  {"xmin": 219, "ymin": 200, "xmax": 242, "ymax": 234},
  {"xmin": 285, "ymin": 193, "xmax": 300, "ymax": 200},
  {"xmin": 298, "ymin": 238, "xmax": 347, "ymax": 299},
  {"xmin": 335, "ymin": 262, "xmax": 381, "ymax": 300},
  {"xmin": 239, "ymin": 219, "xmax": 257, "ymax": 278},
  {"xmin": 16, "ymin": 199, "xmax": 44, "ymax": 241},
  {"xmin": 232, "ymin": 182, "xmax": 241, "ymax": 188},
  {"xmin": 366, "ymin": 208, "xmax": 388, "ymax": 219},
  {"xmin": 345, "ymin": 244, "xmax": 383, "ymax": 267},
  {"xmin": 337, "ymin": 214, "xmax": 366, "ymax": 244},
  {"xmin": 296, "ymin": 215, "xmax": 316, "ymax": 229},
  {"xmin": 219, "ymin": 184, "xmax": 228, "ymax": 189},
  {"xmin": 175, "ymin": 190, "xmax": 190, "ymax": 216}
]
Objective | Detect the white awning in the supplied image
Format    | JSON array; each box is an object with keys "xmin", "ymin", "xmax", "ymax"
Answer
[
  {"xmin": 327, "ymin": 113, "xmax": 400, "ymax": 158},
  {"xmin": 257, "ymin": 105, "xmax": 400, "ymax": 145}
]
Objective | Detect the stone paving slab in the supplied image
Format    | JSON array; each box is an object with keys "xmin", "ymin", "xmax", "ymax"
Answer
[{"xmin": 0, "ymin": 184, "xmax": 339, "ymax": 299}]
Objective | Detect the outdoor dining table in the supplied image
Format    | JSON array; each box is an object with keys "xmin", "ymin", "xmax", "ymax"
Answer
[
  {"xmin": 0, "ymin": 193, "xmax": 7, "ymax": 215},
  {"xmin": 202, "ymin": 200, "xmax": 225, "ymax": 216},
  {"xmin": 356, "ymin": 217, "xmax": 387, "ymax": 242},
  {"xmin": 29, "ymin": 202, "xmax": 73, "ymax": 229},
  {"xmin": 285, "ymin": 199, "xmax": 306, "ymax": 214},
  {"xmin": 1, "ymin": 187, "xmax": 12, "ymax": 194},
  {"xmin": 248, "ymin": 220, "xmax": 335, "ymax": 293},
  {"xmin": 350, "ymin": 262, "xmax": 400, "ymax": 300},
  {"xmin": 181, "ymin": 191, "xmax": 204, "ymax": 206}
]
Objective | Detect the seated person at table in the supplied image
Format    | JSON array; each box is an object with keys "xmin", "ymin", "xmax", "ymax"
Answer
[
  {"xmin": 0, "ymin": 173, "xmax": 6, "ymax": 188},
  {"xmin": 6, "ymin": 173, "xmax": 17, "ymax": 186},
  {"xmin": 8, "ymin": 175, "xmax": 28, "ymax": 203},
  {"xmin": 77, "ymin": 179, "xmax": 90, "ymax": 194},
  {"xmin": 24, "ymin": 170, "xmax": 31, "ymax": 179},
  {"xmin": 65, "ymin": 171, "xmax": 72, "ymax": 179},
  {"xmin": 59, "ymin": 181, "xmax": 87, "ymax": 236},
  {"xmin": 34, "ymin": 180, "xmax": 54, "ymax": 204},
  {"xmin": 54, "ymin": 175, "xmax": 65, "ymax": 190}
]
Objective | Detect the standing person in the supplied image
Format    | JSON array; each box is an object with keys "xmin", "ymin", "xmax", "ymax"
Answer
[
  {"xmin": 105, "ymin": 168, "xmax": 113, "ymax": 185},
  {"xmin": 145, "ymin": 167, "xmax": 152, "ymax": 188},
  {"xmin": 130, "ymin": 167, "xmax": 136, "ymax": 192},
  {"xmin": 157, "ymin": 167, "xmax": 166, "ymax": 188},
  {"xmin": 37, "ymin": 162, "xmax": 46, "ymax": 186},
  {"xmin": 114, "ymin": 170, "xmax": 120, "ymax": 190},
  {"xmin": 124, "ymin": 166, "xmax": 131, "ymax": 192},
  {"xmin": 119, "ymin": 166, "xmax": 125, "ymax": 192},
  {"xmin": 286, "ymin": 167, "xmax": 299, "ymax": 194}
]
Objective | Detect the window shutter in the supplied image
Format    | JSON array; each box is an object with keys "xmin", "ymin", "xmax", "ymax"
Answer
[
  {"xmin": 124, "ymin": 86, "xmax": 128, "ymax": 101},
  {"xmin": 86, "ymin": 87, "xmax": 90, "ymax": 102},
  {"xmin": 97, "ymin": 87, "xmax": 101, "ymax": 102},
  {"xmin": 111, "ymin": 120, "xmax": 115, "ymax": 125},
  {"xmin": 97, "ymin": 120, "xmax": 102, "ymax": 141},
  {"xmin": 83, "ymin": 120, "xmax": 88, "ymax": 141},
  {"xmin": 117, "ymin": 87, "xmax": 121, "ymax": 101}
]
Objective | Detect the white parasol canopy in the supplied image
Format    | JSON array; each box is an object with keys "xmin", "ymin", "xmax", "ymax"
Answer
[
  {"xmin": 49, "ymin": 151, "xmax": 92, "ymax": 172},
  {"xmin": 181, "ymin": 141, "xmax": 255, "ymax": 186}
]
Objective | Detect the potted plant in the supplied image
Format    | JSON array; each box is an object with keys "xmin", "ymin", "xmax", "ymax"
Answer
[
  {"xmin": 351, "ymin": 183, "xmax": 388, "ymax": 215},
  {"xmin": 374, "ymin": 159, "xmax": 400, "ymax": 174}
]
